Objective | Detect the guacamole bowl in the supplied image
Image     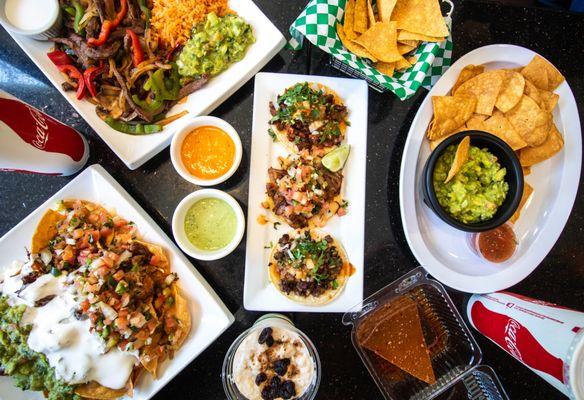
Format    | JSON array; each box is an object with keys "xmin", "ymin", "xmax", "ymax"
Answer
[{"xmin": 422, "ymin": 131, "xmax": 524, "ymax": 232}]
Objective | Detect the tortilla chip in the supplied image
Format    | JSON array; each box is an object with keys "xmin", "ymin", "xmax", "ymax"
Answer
[
  {"xmin": 391, "ymin": 0, "xmax": 449, "ymax": 37},
  {"xmin": 367, "ymin": 0, "xmax": 376, "ymax": 26},
  {"xmin": 377, "ymin": 0, "xmax": 397, "ymax": 22},
  {"xmin": 342, "ymin": 0, "xmax": 358, "ymax": 40},
  {"xmin": 479, "ymin": 111, "xmax": 528, "ymax": 151},
  {"xmin": 398, "ymin": 43, "xmax": 416, "ymax": 55},
  {"xmin": 519, "ymin": 123, "xmax": 564, "ymax": 166},
  {"xmin": 454, "ymin": 70, "xmax": 505, "ymax": 116},
  {"xmin": 505, "ymin": 95, "xmax": 551, "ymax": 146},
  {"xmin": 510, "ymin": 182, "xmax": 534, "ymax": 224},
  {"xmin": 524, "ymin": 79, "xmax": 559, "ymax": 112},
  {"xmin": 75, "ymin": 380, "xmax": 129, "ymax": 400},
  {"xmin": 495, "ymin": 71, "xmax": 525, "ymax": 113},
  {"xmin": 522, "ymin": 166, "xmax": 531, "ymax": 176},
  {"xmin": 427, "ymin": 95, "xmax": 476, "ymax": 140},
  {"xmin": 398, "ymin": 39, "xmax": 419, "ymax": 47},
  {"xmin": 337, "ymin": 23, "xmax": 378, "ymax": 61},
  {"xmin": 452, "ymin": 65, "xmax": 485, "ymax": 94},
  {"xmin": 397, "ymin": 29, "xmax": 444, "ymax": 42},
  {"xmin": 355, "ymin": 21, "xmax": 402, "ymax": 63},
  {"xmin": 31, "ymin": 209, "xmax": 65, "ymax": 253},
  {"xmin": 395, "ymin": 56, "xmax": 412, "ymax": 71},
  {"xmin": 354, "ymin": 0, "xmax": 368, "ymax": 33},
  {"xmin": 521, "ymin": 55, "xmax": 564, "ymax": 91},
  {"xmin": 429, "ymin": 125, "xmax": 469, "ymax": 150},
  {"xmin": 465, "ymin": 114, "xmax": 488, "ymax": 129},
  {"xmin": 445, "ymin": 136, "xmax": 470, "ymax": 183},
  {"xmin": 375, "ymin": 61, "xmax": 395, "ymax": 77}
]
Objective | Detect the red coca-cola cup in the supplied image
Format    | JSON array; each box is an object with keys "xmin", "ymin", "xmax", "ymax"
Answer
[
  {"xmin": 467, "ymin": 291, "xmax": 584, "ymax": 399},
  {"xmin": 0, "ymin": 89, "xmax": 89, "ymax": 176}
]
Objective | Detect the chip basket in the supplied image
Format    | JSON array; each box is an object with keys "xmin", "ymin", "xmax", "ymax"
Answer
[
  {"xmin": 329, "ymin": 0, "xmax": 455, "ymax": 94},
  {"xmin": 342, "ymin": 267, "xmax": 510, "ymax": 400}
]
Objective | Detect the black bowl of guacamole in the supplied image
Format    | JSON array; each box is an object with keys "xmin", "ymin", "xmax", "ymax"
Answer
[{"xmin": 422, "ymin": 131, "xmax": 524, "ymax": 232}]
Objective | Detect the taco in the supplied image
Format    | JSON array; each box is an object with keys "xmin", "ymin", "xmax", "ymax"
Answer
[
  {"xmin": 264, "ymin": 153, "xmax": 346, "ymax": 229},
  {"xmin": 269, "ymin": 82, "xmax": 349, "ymax": 156},
  {"xmin": 268, "ymin": 229, "xmax": 353, "ymax": 305},
  {"xmin": 1, "ymin": 199, "xmax": 191, "ymax": 400}
]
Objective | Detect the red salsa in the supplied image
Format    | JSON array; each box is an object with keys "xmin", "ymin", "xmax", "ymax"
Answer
[{"xmin": 473, "ymin": 223, "xmax": 517, "ymax": 263}]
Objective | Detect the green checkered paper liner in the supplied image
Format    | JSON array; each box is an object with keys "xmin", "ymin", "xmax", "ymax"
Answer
[{"xmin": 288, "ymin": 0, "xmax": 453, "ymax": 100}]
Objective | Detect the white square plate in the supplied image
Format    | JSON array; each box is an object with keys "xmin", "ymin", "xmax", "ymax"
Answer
[
  {"xmin": 0, "ymin": 164, "xmax": 234, "ymax": 399},
  {"xmin": 244, "ymin": 73, "xmax": 367, "ymax": 313},
  {"xmin": 399, "ymin": 44, "xmax": 582, "ymax": 293},
  {"xmin": 0, "ymin": 0, "xmax": 285, "ymax": 169}
]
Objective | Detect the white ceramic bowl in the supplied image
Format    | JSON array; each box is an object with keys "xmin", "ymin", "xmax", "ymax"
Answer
[
  {"xmin": 170, "ymin": 116, "xmax": 243, "ymax": 186},
  {"xmin": 0, "ymin": 0, "xmax": 62, "ymax": 40},
  {"xmin": 172, "ymin": 189, "xmax": 245, "ymax": 261}
]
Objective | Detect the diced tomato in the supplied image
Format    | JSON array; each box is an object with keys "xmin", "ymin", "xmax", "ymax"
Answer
[
  {"xmin": 135, "ymin": 328, "xmax": 149, "ymax": 341},
  {"xmin": 80, "ymin": 299, "xmax": 90, "ymax": 312},
  {"xmin": 100, "ymin": 226, "xmax": 112, "ymax": 238},
  {"xmin": 112, "ymin": 216, "xmax": 128, "ymax": 227},
  {"xmin": 72, "ymin": 229, "xmax": 84, "ymax": 239},
  {"xmin": 94, "ymin": 266, "xmax": 110, "ymax": 277},
  {"xmin": 150, "ymin": 254, "xmax": 161, "ymax": 266},
  {"xmin": 154, "ymin": 295, "xmax": 165, "ymax": 310},
  {"xmin": 337, "ymin": 207, "xmax": 347, "ymax": 216},
  {"xmin": 164, "ymin": 316, "xmax": 178, "ymax": 332},
  {"xmin": 120, "ymin": 293, "xmax": 131, "ymax": 308},
  {"xmin": 113, "ymin": 270, "xmax": 125, "ymax": 281},
  {"xmin": 88, "ymin": 214, "xmax": 100, "ymax": 224},
  {"xmin": 115, "ymin": 316, "xmax": 129, "ymax": 330},
  {"xmin": 62, "ymin": 246, "xmax": 76, "ymax": 263}
]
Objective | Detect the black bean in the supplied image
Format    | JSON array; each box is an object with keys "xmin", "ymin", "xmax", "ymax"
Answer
[
  {"xmin": 258, "ymin": 327, "xmax": 273, "ymax": 345},
  {"xmin": 273, "ymin": 358, "xmax": 291, "ymax": 376},
  {"xmin": 255, "ymin": 372, "xmax": 267, "ymax": 386}
]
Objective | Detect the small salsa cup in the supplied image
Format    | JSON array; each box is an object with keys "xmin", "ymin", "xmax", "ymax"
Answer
[
  {"xmin": 171, "ymin": 115, "xmax": 243, "ymax": 186},
  {"xmin": 421, "ymin": 130, "xmax": 524, "ymax": 232},
  {"xmin": 172, "ymin": 189, "xmax": 245, "ymax": 261}
]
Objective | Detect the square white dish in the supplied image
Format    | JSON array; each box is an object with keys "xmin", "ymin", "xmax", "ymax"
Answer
[
  {"xmin": 0, "ymin": 164, "xmax": 234, "ymax": 399},
  {"xmin": 399, "ymin": 44, "xmax": 582, "ymax": 293},
  {"xmin": 0, "ymin": 0, "xmax": 285, "ymax": 170},
  {"xmin": 244, "ymin": 73, "xmax": 367, "ymax": 313}
]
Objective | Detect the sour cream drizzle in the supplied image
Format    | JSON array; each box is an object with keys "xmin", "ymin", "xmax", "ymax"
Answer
[{"xmin": 1, "ymin": 262, "xmax": 137, "ymax": 390}]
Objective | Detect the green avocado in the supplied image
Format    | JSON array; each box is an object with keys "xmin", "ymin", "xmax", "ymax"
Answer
[
  {"xmin": 433, "ymin": 144, "xmax": 509, "ymax": 224},
  {"xmin": 177, "ymin": 12, "xmax": 255, "ymax": 77},
  {"xmin": 0, "ymin": 296, "xmax": 80, "ymax": 400}
]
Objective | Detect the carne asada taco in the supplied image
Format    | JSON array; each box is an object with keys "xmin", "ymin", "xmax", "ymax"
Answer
[
  {"xmin": 268, "ymin": 229, "xmax": 353, "ymax": 305},
  {"xmin": 269, "ymin": 82, "xmax": 349, "ymax": 156},
  {"xmin": 264, "ymin": 153, "xmax": 346, "ymax": 229},
  {"xmin": 0, "ymin": 199, "xmax": 190, "ymax": 400}
]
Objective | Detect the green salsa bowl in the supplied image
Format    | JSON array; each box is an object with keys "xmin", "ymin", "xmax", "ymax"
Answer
[{"xmin": 422, "ymin": 131, "xmax": 524, "ymax": 232}]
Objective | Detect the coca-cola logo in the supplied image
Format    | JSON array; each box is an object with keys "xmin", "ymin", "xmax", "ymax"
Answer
[
  {"xmin": 27, "ymin": 106, "xmax": 50, "ymax": 150},
  {"xmin": 504, "ymin": 319, "xmax": 523, "ymax": 361}
]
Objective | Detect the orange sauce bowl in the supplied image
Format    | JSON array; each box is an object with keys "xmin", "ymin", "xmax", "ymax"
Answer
[{"xmin": 171, "ymin": 116, "xmax": 243, "ymax": 186}]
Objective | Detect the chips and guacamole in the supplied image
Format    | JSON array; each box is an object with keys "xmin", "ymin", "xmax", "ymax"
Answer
[
  {"xmin": 426, "ymin": 54, "xmax": 565, "ymax": 226},
  {"xmin": 336, "ymin": 0, "xmax": 448, "ymax": 77}
]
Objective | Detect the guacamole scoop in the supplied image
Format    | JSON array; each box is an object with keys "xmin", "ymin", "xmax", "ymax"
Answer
[
  {"xmin": 177, "ymin": 12, "xmax": 255, "ymax": 77},
  {"xmin": 433, "ymin": 144, "xmax": 509, "ymax": 224}
]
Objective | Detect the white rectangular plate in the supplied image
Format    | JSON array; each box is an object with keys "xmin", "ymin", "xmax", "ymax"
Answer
[
  {"xmin": 0, "ymin": 0, "xmax": 285, "ymax": 169},
  {"xmin": 399, "ymin": 44, "xmax": 582, "ymax": 293},
  {"xmin": 0, "ymin": 164, "xmax": 234, "ymax": 399},
  {"xmin": 244, "ymin": 73, "xmax": 367, "ymax": 313}
]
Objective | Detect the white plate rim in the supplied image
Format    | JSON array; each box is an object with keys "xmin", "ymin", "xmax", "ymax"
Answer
[
  {"xmin": 0, "ymin": 164, "xmax": 235, "ymax": 399},
  {"xmin": 399, "ymin": 44, "xmax": 582, "ymax": 293}
]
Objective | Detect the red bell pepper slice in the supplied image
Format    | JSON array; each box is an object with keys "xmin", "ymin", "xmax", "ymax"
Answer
[
  {"xmin": 88, "ymin": 0, "xmax": 128, "ymax": 47},
  {"xmin": 83, "ymin": 65, "xmax": 106, "ymax": 97},
  {"xmin": 47, "ymin": 50, "xmax": 74, "ymax": 66},
  {"xmin": 58, "ymin": 65, "xmax": 86, "ymax": 100},
  {"xmin": 126, "ymin": 29, "xmax": 144, "ymax": 67}
]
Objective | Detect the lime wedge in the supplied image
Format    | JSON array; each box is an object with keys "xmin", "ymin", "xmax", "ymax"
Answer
[{"xmin": 322, "ymin": 144, "xmax": 350, "ymax": 172}]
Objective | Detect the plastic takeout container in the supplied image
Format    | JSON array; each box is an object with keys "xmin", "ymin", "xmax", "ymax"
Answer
[{"xmin": 342, "ymin": 267, "xmax": 509, "ymax": 400}]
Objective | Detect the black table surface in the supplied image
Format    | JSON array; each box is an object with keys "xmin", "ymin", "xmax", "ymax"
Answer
[{"xmin": 1, "ymin": 1, "xmax": 583, "ymax": 399}]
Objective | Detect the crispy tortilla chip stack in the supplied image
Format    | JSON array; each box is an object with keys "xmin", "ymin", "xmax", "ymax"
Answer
[
  {"xmin": 336, "ymin": 0, "xmax": 448, "ymax": 76},
  {"xmin": 425, "ymin": 55, "xmax": 566, "ymax": 224}
]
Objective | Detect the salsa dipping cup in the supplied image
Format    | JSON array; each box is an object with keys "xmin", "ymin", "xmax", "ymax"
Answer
[
  {"xmin": 222, "ymin": 314, "xmax": 321, "ymax": 400},
  {"xmin": 172, "ymin": 189, "xmax": 245, "ymax": 261},
  {"xmin": 170, "ymin": 115, "xmax": 243, "ymax": 186},
  {"xmin": 0, "ymin": 0, "xmax": 62, "ymax": 40},
  {"xmin": 421, "ymin": 131, "xmax": 524, "ymax": 233}
]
